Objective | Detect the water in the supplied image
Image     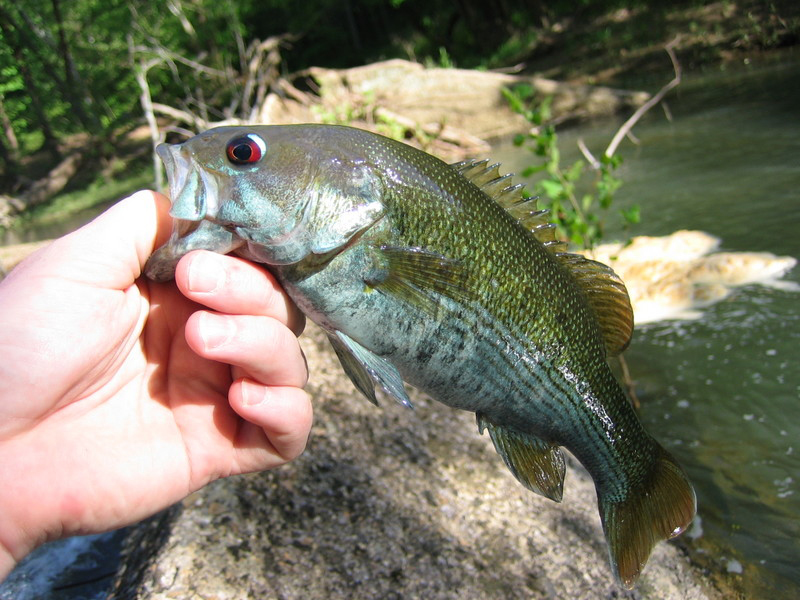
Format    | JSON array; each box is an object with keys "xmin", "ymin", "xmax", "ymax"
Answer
[
  {"xmin": 497, "ymin": 53, "xmax": 800, "ymax": 597},
  {"xmin": 0, "ymin": 531, "xmax": 126, "ymax": 600},
  {"xmin": 3, "ymin": 53, "xmax": 799, "ymax": 598}
]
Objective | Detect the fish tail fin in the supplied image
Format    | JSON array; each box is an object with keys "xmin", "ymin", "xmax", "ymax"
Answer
[{"xmin": 599, "ymin": 446, "xmax": 696, "ymax": 588}]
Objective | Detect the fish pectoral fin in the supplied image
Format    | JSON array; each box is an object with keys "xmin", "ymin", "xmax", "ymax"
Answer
[
  {"xmin": 366, "ymin": 245, "xmax": 469, "ymax": 315},
  {"xmin": 332, "ymin": 331, "xmax": 412, "ymax": 409},
  {"xmin": 477, "ymin": 413, "xmax": 565, "ymax": 502}
]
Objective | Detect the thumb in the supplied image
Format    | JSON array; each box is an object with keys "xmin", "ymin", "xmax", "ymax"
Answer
[{"xmin": 32, "ymin": 190, "xmax": 173, "ymax": 290}]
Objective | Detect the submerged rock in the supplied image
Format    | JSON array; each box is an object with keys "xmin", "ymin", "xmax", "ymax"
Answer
[{"xmin": 111, "ymin": 324, "xmax": 720, "ymax": 600}]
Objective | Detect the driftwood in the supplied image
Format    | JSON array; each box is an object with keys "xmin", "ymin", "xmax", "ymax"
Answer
[
  {"xmin": 134, "ymin": 51, "xmax": 650, "ymax": 162},
  {"xmin": 0, "ymin": 151, "xmax": 84, "ymax": 226},
  {"xmin": 304, "ymin": 59, "xmax": 649, "ymax": 143}
]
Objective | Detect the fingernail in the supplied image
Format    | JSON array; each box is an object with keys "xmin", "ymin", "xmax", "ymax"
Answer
[
  {"xmin": 188, "ymin": 254, "xmax": 223, "ymax": 294},
  {"xmin": 241, "ymin": 379, "xmax": 269, "ymax": 406},
  {"xmin": 199, "ymin": 312, "xmax": 234, "ymax": 350}
]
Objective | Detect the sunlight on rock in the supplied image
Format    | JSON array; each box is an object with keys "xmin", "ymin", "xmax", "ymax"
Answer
[{"xmin": 582, "ymin": 231, "xmax": 798, "ymax": 324}]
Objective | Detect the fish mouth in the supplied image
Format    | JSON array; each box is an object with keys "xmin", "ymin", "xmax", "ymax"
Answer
[
  {"xmin": 157, "ymin": 143, "xmax": 219, "ymax": 221},
  {"xmin": 144, "ymin": 142, "xmax": 236, "ymax": 281}
]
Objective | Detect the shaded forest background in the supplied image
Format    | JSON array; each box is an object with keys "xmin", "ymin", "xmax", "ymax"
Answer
[{"xmin": 1, "ymin": 0, "xmax": 798, "ymax": 209}]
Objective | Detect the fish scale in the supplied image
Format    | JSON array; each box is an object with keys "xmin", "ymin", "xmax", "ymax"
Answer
[{"xmin": 145, "ymin": 123, "xmax": 696, "ymax": 588}]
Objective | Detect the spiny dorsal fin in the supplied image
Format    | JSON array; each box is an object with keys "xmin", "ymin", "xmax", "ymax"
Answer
[
  {"xmin": 452, "ymin": 159, "xmax": 632, "ymax": 353},
  {"xmin": 452, "ymin": 159, "xmax": 562, "ymax": 248},
  {"xmin": 453, "ymin": 159, "xmax": 523, "ymax": 205},
  {"xmin": 556, "ymin": 253, "xmax": 634, "ymax": 355}
]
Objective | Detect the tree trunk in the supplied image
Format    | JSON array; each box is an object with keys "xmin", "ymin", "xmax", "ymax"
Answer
[
  {"xmin": 0, "ymin": 93, "xmax": 19, "ymax": 171},
  {"xmin": 0, "ymin": 7, "xmax": 61, "ymax": 156},
  {"xmin": 49, "ymin": 0, "xmax": 102, "ymax": 133}
]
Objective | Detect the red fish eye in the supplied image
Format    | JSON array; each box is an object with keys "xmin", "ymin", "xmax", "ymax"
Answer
[{"xmin": 226, "ymin": 134, "xmax": 267, "ymax": 165}]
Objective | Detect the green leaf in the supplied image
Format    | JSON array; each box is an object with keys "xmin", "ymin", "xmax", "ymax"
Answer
[
  {"xmin": 539, "ymin": 178, "xmax": 564, "ymax": 198},
  {"xmin": 621, "ymin": 205, "xmax": 641, "ymax": 224},
  {"xmin": 565, "ymin": 159, "xmax": 585, "ymax": 182}
]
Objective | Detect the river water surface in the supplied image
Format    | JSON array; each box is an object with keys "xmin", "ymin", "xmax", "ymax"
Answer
[
  {"xmin": 2, "ymin": 53, "xmax": 799, "ymax": 599},
  {"xmin": 496, "ymin": 52, "xmax": 800, "ymax": 597}
]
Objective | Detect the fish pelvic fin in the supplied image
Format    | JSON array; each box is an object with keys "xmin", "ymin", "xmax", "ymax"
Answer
[
  {"xmin": 600, "ymin": 445, "xmax": 696, "ymax": 589},
  {"xmin": 477, "ymin": 413, "xmax": 565, "ymax": 502},
  {"xmin": 328, "ymin": 332, "xmax": 379, "ymax": 406},
  {"xmin": 330, "ymin": 331, "xmax": 412, "ymax": 408}
]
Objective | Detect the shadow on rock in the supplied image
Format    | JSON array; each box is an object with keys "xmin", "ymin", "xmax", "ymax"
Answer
[{"xmin": 110, "ymin": 325, "xmax": 720, "ymax": 600}]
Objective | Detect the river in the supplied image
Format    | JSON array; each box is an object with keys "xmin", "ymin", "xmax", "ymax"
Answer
[
  {"xmin": 495, "ymin": 51, "xmax": 800, "ymax": 597},
  {"xmin": 2, "ymin": 52, "xmax": 799, "ymax": 599}
]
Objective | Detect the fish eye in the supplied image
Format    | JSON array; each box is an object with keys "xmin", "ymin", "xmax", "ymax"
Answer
[{"xmin": 226, "ymin": 133, "xmax": 267, "ymax": 165}]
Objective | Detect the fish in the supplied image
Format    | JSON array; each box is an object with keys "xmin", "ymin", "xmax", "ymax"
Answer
[{"xmin": 144, "ymin": 124, "xmax": 696, "ymax": 587}]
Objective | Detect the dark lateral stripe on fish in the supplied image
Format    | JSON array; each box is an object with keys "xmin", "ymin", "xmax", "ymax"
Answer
[{"xmin": 446, "ymin": 296, "xmax": 633, "ymax": 495}]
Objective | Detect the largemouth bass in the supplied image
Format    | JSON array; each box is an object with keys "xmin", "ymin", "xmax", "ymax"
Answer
[{"xmin": 145, "ymin": 124, "xmax": 696, "ymax": 587}]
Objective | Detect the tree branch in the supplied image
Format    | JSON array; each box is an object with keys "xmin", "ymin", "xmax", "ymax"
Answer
[{"xmin": 604, "ymin": 37, "xmax": 682, "ymax": 159}]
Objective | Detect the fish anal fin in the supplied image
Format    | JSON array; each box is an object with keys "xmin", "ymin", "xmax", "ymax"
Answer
[
  {"xmin": 477, "ymin": 413, "xmax": 565, "ymax": 502},
  {"xmin": 367, "ymin": 245, "xmax": 470, "ymax": 314},
  {"xmin": 333, "ymin": 331, "xmax": 412, "ymax": 408},
  {"xmin": 600, "ymin": 446, "xmax": 697, "ymax": 588},
  {"xmin": 556, "ymin": 253, "xmax": 634, "ymax": 355}
]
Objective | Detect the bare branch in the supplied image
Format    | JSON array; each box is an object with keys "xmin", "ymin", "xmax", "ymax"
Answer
[
  {"xmin": 604, "ymin": 37, "xmax": 682, "ymax": 159},
  {"xmin": 151, "ymin": 103, "xmax": 206, "ymax": 129},
  {"xmin": 577, "ymin": 138, "xmax": 600, "ymax": 169},
  {"xmin": 129, "ymin": 34, "xmax": 165, "ymax": 192}
]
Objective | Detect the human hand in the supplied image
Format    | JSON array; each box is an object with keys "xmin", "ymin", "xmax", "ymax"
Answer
[{"xmin": 0, "ymin": 191, "xmax": 312, "ymax": 579}]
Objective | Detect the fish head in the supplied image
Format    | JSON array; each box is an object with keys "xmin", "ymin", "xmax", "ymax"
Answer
[{"xmin": 154, "ymin": 125, "xmax": 385, "ymax": 269}]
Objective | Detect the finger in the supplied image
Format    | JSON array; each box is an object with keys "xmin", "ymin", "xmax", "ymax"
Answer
[
  {"xmin": 229, "ymin": 380, "xmax": 313, "ymax": 468},
  {"xmin": 185, "ymin": 311, "xmax": 308, "ymax": 388},
  {"xmin": 7, "ymin": 190, "xmax": 171, "ymax": 289},
  {"xmin": 176, "ymin": 251, "xmax": 305, "ymax": 335},
  {"xmin": 48, "ymin": 190, "xmax": 173, "ymax": 289}
]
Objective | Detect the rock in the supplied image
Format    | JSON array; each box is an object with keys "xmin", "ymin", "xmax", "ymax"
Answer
[
  {"xmin": 111, "ymin": 324, "xmax": 721, "ymax": 600},
  {"xmin": 582, "ymin": 231, "xmax": 798, "ymax": 323},
  {"xmin": 306, "ymin": 59, "xmax": 649, "ymax": 141}
]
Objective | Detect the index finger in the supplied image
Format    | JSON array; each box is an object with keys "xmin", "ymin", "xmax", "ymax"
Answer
[{"xmin": 175, "ymin": 250, "xmax": 305, "ymax": 336}]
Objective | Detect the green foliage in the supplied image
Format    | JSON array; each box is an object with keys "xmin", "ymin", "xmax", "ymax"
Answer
[{"xmin": 504, "ymin": 85, "xmax": 639, "ymax": 249}]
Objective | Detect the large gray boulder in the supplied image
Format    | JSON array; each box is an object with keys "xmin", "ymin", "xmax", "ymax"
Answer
[{"xmin": 111, "ymin": 324, "xmax": 720, "ymax": 600}]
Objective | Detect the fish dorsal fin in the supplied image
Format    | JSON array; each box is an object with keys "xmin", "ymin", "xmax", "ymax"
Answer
[
  {"xmin": 451, "ymin": 159, "xmax": 567, "ymax": 250},
  {"xmin": 453, "ymin": 159, "xmax": 523, "ymax": 207},
  {"xmin": 555, "ymin": 253, "xmax": 634, "ymax": 355},
  {"xmin": 477, "ymin": 413, "xmax": 565, "ymax": 502},
  {"xmin": 452, "ymin": 159, "xmax": 632, "ymax": 353}
]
